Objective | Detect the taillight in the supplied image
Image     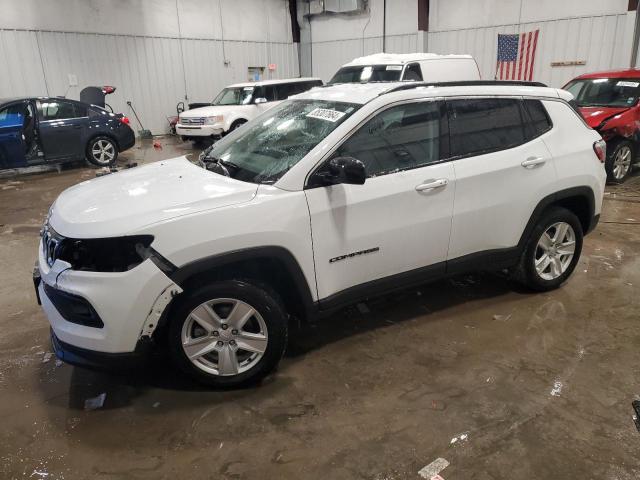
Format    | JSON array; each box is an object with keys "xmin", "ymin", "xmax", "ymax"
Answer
[
  {"xmin": 119, "ymin": 116, "xmax": 130, "ymax": 125},
  {"xmin": 593, "ymin": 139, "xmax": 606, "ymax": 163}
]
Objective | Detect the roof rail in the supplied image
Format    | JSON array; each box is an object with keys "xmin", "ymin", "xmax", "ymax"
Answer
[{"xmin": 379, "ymin": 80, "xmax": 548, "ymax": 96}]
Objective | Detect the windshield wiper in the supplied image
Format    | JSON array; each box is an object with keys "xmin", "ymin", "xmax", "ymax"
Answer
[{"xmin": 218, "ymin": 158, "xmax": 239, "ymax": 170}]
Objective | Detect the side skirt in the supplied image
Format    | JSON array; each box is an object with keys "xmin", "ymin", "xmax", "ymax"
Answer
[{"xmin": 316, "ymin": 247, "xmax": 520, "ymax": 315}]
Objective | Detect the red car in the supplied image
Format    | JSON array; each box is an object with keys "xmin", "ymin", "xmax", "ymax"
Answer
[{"xmin": 564, "ymin": 69, "xmax": 640, "ymax": 183}]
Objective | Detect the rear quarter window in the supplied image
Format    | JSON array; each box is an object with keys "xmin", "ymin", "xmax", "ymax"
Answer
[{"xmin": 522, "ymin": 99, "xmax": 552, "ymax": 140}]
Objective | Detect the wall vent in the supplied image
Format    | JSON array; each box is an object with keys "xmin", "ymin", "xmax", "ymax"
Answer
[{"xmin": 306, "ymin": 0, "xmax": 366, "ymax": 15}]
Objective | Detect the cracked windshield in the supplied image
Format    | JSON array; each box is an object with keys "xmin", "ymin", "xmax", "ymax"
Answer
[{"xmin": 200, "ymin": 99, "xmax": 359, "ymax": 184}]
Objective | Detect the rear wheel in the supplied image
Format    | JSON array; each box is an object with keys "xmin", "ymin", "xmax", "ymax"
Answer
[
  {"xmin": 86, "ymin": 136, "xmax": 118, "ymax": 167},
  {"xmin": 168, "ymin": 280, "xmax": 288, "ymax": 388},
  {"xmin": 605, "ymin": 139, "xmax": 633, "ymax": 184},
  {"xmin": 512, "ymin": 207, "xmax": 583, "ymax": 291}
]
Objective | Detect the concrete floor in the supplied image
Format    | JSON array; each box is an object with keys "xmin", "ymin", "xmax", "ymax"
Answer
[{"xmin": 1, "ymin": 136, "xmax": 639, "ymax": 480}]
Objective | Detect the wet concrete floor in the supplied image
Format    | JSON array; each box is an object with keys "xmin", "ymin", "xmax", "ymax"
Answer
[{"xmin": 0, "ymin": 136, "xmax": 639, "ymax": 479}]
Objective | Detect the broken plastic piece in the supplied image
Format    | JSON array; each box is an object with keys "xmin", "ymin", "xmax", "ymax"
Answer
[
  {"xmin": 84, "ymin": 393, "xmax": 107, "ymax": 411},
  {"xmin": 450, "ymin": 432, "xmax": 469, "ymax": 444},
  {"xmin": 418, "ymin": 458, "xmax": 449, "ymax": 479}
]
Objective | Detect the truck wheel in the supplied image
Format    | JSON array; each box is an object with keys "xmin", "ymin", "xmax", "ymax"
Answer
[
  {"xmin": 606, "ymin": 139, "xmax": 633, "ymax": 184},
  {"xmin": 168, "ymin": 280, "xmax": 288, "ymax": 388},
  {"xmin": 86, "ymin": 136, "xmax": 118, "ymax": 167},
  {"xmin": 511, "ymin": 207, "xmax": 583, "ymax": 291}
]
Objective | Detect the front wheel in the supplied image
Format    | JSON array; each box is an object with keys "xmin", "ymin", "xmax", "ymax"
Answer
[
  {"xmin": 168, "ymin": 280, "xmax": 288, "ymax": 388},
  {"xmin": 511, "ymin": 207, "xmax": 583, "ymax": 291},
  {"xmin": 605, "ymin": 139, "xmax": 634, "ymax": 184},
  {"xmin": 86, "ymin": 136, "xmax": 118, "ymax": 167}
]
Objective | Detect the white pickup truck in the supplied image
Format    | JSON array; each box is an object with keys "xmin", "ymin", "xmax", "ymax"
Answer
[{"xmin": 176, "ymin": 77, "xmax": 322, "ymax": 141}]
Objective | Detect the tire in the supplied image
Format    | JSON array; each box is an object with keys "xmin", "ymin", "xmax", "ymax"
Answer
[
  {"xmin": 168, "ymin": 280, "xmax": 288, "ymax": 388},
  {"xmin": 511, "ymin": 207, "xmax": 583, "ymax": 292},
  {"xmin": 86, "ymin": 136, "xmax": 118, "ymax": 167},
  {"xmin": 605, "ymin": 139, "xmax": 633, "ymax": 184}
]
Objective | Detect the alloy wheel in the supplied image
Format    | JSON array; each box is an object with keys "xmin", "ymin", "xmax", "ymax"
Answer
[
  {"xmin": 534, "ymin": 222, "xmax": 576, "ymax": 281},
  {"xmin": 92, "ymin": 139, "xmax": 115, "ymax": 164},
  {"xmin": 612, "ymin": 145, "xmax": 632, "ymax": 180},
  {"xmin": 181, "ymin": 298, "xmax": 268, "ymax": 376}
]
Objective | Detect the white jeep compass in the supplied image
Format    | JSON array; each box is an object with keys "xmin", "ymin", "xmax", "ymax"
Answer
[{"xmin": 36, "ymin": 80, "xmax": 606, "ymax": 387}]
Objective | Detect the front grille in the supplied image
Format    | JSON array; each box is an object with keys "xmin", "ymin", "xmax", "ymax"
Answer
[
  {"xmin": 42, "ymin": 224, "xmax": 64, "ymax": 268},
  {"xmin": 180, "ymin": 117, "xmax": 205, "ymax": 125}
]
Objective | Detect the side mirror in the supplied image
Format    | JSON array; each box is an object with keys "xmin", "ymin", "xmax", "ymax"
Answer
[
  {"xmin": 311, "ymin": 156, "xmax": 366, "ymax": 187},
  {"xmin": 254, "ymin": 97, "xmax": 268, "ymax": 104}
]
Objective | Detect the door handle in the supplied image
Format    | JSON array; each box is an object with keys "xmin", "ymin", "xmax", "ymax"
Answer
[
  {"xmin": 415, "ymin": 178, "xmax": 448, "ymax": 192},
  {"xmin": 521, "ymin": 156, "xmax": 546, "ymax": 169}
]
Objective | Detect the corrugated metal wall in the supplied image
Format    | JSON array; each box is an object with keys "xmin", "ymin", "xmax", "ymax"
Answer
[
  {"xmin": 427, "ymin": 13, "xmax": 632, "ymax": 86},
  {"xmin": 310, "ymin": 33, "xmax": 418, "ymax": 80},
  {"xmin": 0, "ymin": 29, "xmax": 299, "ymax": 134},
  {"xmin": 307, "ymin": 13, "xmax": 633, "ymax": 86}
]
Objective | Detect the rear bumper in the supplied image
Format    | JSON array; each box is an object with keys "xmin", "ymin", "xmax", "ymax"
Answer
[
  {"xmin": 117, "ymin": 127, "xmax": 136, "ymax": 151},
  {"xmin": 51, "ymin": 329, "xmax": 150, "ymax": 371}
]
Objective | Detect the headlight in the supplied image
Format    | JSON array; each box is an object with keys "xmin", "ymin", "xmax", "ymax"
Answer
[
  {"xmin": 54, "ymin": 234, "xmax": 155, "ymax": 272},
  {"xmin": 205, "ymin": 115, "xmax": 224, "ymax": 125}
]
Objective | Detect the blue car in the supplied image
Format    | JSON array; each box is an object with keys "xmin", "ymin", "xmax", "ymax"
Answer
[{"xmin": 0, "ymin": 97, "xmax": 135, "ymax": 169}]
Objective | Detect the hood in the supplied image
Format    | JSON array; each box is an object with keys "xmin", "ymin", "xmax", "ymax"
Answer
[
  {"xmin": 579, "ymin": 106, "xmax": 630, "ymax": 129},
  {"xmin": 180, "ymin": 105, "xmax": 248, "ymax": 118},
  {"xmin": 49, "ymin": 157, "xmax": 258, "ymax": 238}
]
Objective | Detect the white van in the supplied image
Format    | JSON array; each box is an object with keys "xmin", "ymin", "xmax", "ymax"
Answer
[
  {"xmin": 176, "ymin": 77, "xmax": 323, "ymax": 141},
  {"xmin": 328, "ymin": 53, "xmax": 480, "ymax": 84}
]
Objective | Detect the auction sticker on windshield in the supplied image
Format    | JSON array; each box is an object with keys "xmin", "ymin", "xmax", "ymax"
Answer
[
  {"xmin": 307, "ymin": 108, "xmax": 346, "ymax": 122},
  {"xmin": 617, "ymin": 81, "xmax": 640, "ymax": 88}
]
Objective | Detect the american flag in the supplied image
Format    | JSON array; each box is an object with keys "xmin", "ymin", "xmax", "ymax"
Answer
[{"xmin": 496, "ymin": 30, "xmax": 539, "ymax": 81}]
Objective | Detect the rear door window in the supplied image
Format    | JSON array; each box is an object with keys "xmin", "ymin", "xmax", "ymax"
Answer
[
  {"xmin": 74, "ymin": 103, "xmax": 88, "ymax": 117},
  {"xmin": 299, "ymin": 81, "xmax": 322, "ymax": 92},
  {"xmin": 447, "ymin": 98, "xmax": 527, "ymax": 157},
  {"xmin": 275, "ymin": 83, "xmax": 294, "ymax": 100},
  {"xmin": 263, "ymin": 86, "xmax": 277, "ymax": 102},
  {"xmin": 254, "ymin": 86, "xmax": 276, "ymax": 102}
]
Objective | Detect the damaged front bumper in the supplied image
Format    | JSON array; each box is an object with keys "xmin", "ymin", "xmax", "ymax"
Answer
[{"xmin": 36, "ymin": 238, "xmax": 182, "ymax": 363}]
